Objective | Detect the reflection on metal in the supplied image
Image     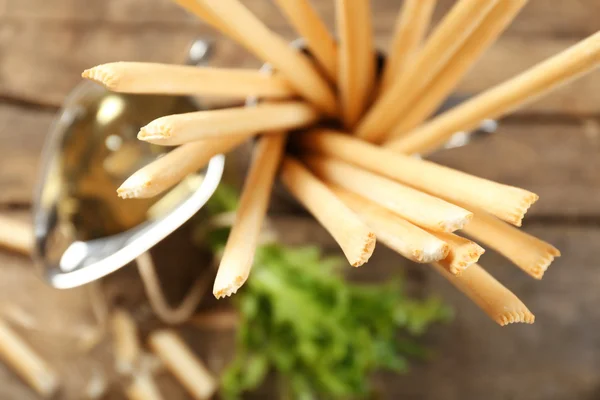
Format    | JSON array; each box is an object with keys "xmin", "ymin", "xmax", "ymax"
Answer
[{"xmin": 32, "ymin": 40, "xmax": 223, "ymax": 289}]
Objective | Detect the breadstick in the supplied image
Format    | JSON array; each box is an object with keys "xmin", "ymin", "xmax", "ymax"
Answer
[
  {"xmin": 431, "ymin": 262, "xmax": 534, "ymax": 326},
  {"xmin": 427, "ymin": 231, "xmax": 484, "ymax": 275},
  {"xmin": 336, "ymin": 0, "xmax": 375, "ymax": 127},
  {"xmin": 380, "ymin": 0, "xmax": 437, "ymax": 92},
  {"xmin": 0, "ymin": 215, "xmax": 33, "ymax": 255},
  {"xmin": 297, "ymin": 129, "xmax": 537, "ymax": 226},
  {"xmin": 0, "ymin": 319, "xmax": 59, "ymax": 398},
  {"xmin": 148, "ymin": 330, "xmax": 217, "ymax": 400},
  {"xmin": 172, "ymin": 0, "xmax": 240, "ymax": 40},
  {"xmin": 199, "ymin": 0, "xmax": 337, "ymax": 115},
  {"xmin": 272, "ymin": 0, "xmax": 337, "ymax": 81},
  {"xmin": 118, "ymin": 134, "xmax": 247, "ymax": 198},
  {"xmin": 462, "ymin": 207, "xmax": 560, "ymax": 279},
  {"xmin": 332, "ymin": 187, "xmax": 449, "ymax": 263},
  {"xmin": 110, "ymin": 309, "xmax": 141, "ymax": 375},
  {"xmin": 137, "ymin": 102, "xmax": 318, "ymax": 146},
  {"xmin": 126, "ymin": 374, "xmax": 164, "ymax": 400},
  {"xmin": 386, "ymin": 0, "xmax": 528, "ymax": 139},
  {"xmin": 355, "ymin": 0, "xmax": 497, "ymax": 142},
  {"xmin": 387, "ymin": 31, "xmax": 600, "ymax": 155},
  {"xmin": 213, "ymin": 134, "xmax": 286, "ymax": 299},
  {"xmin": 302, "ymin": 155, "xmax": 472, "ymax": 232},
  {"xmin": 279, "ymin": 156, "xmax": 375, "ymax": 267},
  {"xmin": 83, "ymin": 63, "xmax": 295, "ymax": 99}
]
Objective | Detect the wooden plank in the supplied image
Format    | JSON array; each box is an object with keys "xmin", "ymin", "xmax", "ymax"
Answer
[
  {"xmin": 428, "ymin": 120, "xmax": 600, "ymax": 218},
  {"xmin": 2, "ymin": 17, "xmax": 598, "ymax": 114},
  {"xmin": 0, "ymin": 105, "xmax": 51, "ymax": 205},
  {"xmin": 267, "ymin": 216, "xmax": 600, "ymax": 399},
  {"xmin": 3, "ymin": 0, "xmax": 599, "ymax": 38},
  {"xmin": 385, "ymin": 224, "xmax": 600, "ymax": 400},
  {"xmin": 0, "ymin": 20, "xmax": 259, "ymax": 106}
]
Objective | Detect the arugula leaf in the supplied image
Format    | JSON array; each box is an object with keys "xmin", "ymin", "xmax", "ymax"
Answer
[{"xmin": 200, "ymin": 185, "xmax": 451, "ymax": 400}]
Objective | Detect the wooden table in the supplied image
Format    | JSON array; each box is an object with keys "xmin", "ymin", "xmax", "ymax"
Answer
[{"xmin": 0, "ymin": 1, "xmax": 599, "ymax": 399}]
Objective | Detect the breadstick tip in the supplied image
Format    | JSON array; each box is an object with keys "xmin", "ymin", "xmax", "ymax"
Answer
[
  {"xmin": 351, "ymin": 231, "xmax": 376, "ymax": 267},
  {"xmin": 509, "ymin": 192, "xmax": 539, "ymax": 227},
  {"xmin": 496, "ymin": 310, "xmax": 535, "ymax": 326},
  {"xmin": 137, "ymin": 121, "xmax": 173, "ymax": 142},
  {"xmin": 81, "ymin": 64, "xmax": 120, "ymax": 90},
  {"xmin": 439, "ymin": 210, "xmax": 473, "ymax": 232},
  {"xmin": 213, "ymin": 275, "xmax": 247, "ymax": 299}
]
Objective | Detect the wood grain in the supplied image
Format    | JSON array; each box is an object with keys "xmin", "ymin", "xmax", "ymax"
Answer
[
  {"xmin": 4, "ymin": 0, "xmax": 598, "ymax": 37},
  {"xmin": 0, "ymin": 105, "xmax": 51, "ymax": 205}
]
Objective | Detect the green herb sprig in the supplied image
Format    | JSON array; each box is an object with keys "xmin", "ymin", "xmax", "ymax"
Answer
[{"xmin": 198, "ymin": 185, "xmax": 452, "ymax": 399}]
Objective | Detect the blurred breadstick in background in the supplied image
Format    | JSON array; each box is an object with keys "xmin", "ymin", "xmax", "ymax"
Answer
[
  {"xmin": 0, "ymin": 215, "xmax": 33, "ymax": 255},
  {"xmin": 110, "ymin": 309, "xmax": 142, "ymax": 375},
  {"xmin": 0, "ymin": 318, "xmax": 59, "ymax": 398},
  {"xmin": 149, "ymin": 330, "xmax": 217, "ymax": 400},
  {"xmin": 126, "ymin": 374, "xmax": 165, "ymax": 400}
]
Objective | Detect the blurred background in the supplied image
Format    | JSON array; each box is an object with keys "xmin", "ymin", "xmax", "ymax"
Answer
[{"xmin": 1, "ymin": 0, "xmax": 600, "ymax": 399}]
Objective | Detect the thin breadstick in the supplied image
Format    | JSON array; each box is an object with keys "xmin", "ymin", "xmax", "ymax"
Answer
[
  {"xmin": 279, "ymin": 156, "xmax": 375, "ymax": 267},
  {"xmin": 148, "ymin": 330, "xmax": 217, "ymax": 400},
  {"xmin": 355, "ymin": 0, "xmax": 497, "ymax": 142},
  {"xmin": 272, "ymin": 0, "xmax": 337, "ymax": 82},
  {"xmin": 0, "ymin": 319, "xmax": 59, "ymax": 398},
  {"xmin": 297, "ymin": 130, "xmax": 537, "ymax": 226},
  {"xmin": 427, "ymin": 231, "xmax": 484, "ymax": 275},
  {"xmin": 336, "ymin": 0, "xmax": 375, "ymax": 128},
  {"xmin": 332, "ymin": 187, "xmax": 449, "ymax": 263},
  {"xmin": 380, "ymin": 0, "xmax": 437, "ymax": 92},
  {"xmin": 82, "ymin": 63, "xmax": 296, "ymax": 99},
  {"xmin": 462, "ymin": 207, "xmax": 560, "ymax": 279},
  {"xmin": 126, "ymin": 374, "xmax": 164, "ymax": 400},
  {"xmin": 110, "ymin": 309, "xmax": 141, "ymax": 375},
  {"xmin": 431, "ymin": 262, "xmax": 534, "ymax": 326},
  {"xmin": 199, "ymin": 0, "xmax": 337, "ymax": 115},
  {"xmin": 137, "ymin": 102, "xmax": 318, "ymax": 146},
  {"xmin": 387, "ymin": 31, "xmax": 600, "ymax": 155},
  {"xmin": 386, "ymin": 0, "xmax": 528, "ymax": 139},
  {"xmin": 172, "ymin": 0, "xmax": 239, "ymax": 39},
  {"xmin": 118, "ymin": 135, "xmax": 247, "ymax": 198},
  {"xmin": 302, "ymin": 155, "xmax": 472, "ymax": 232},
  {"xmin": 213, "ymin": 134, "xmax": 286, "ymax": 299},
  {"xmin": 0, "ymin": 215, "xmax": 33, "ymax": 255}
]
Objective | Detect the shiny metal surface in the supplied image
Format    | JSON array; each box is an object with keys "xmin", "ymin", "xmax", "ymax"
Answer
[{"xmin": 32, "ymin": 40, "xmax": 224, "ymax": 288}]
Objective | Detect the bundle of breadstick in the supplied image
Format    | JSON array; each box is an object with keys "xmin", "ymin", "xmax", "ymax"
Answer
[{"xmin": 82, "ymin": 0, "xmax": 600, "ymax": 326}]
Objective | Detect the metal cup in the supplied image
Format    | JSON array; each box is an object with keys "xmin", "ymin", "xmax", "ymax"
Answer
[{"xmin": 32, "ymin": 40, "xmax": 225, "ymax": 289}]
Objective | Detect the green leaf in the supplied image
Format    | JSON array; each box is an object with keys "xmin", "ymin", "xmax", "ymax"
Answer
[{"xmin": 200, "ymin": 184, "xmax": 451, "ymax": 400}]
